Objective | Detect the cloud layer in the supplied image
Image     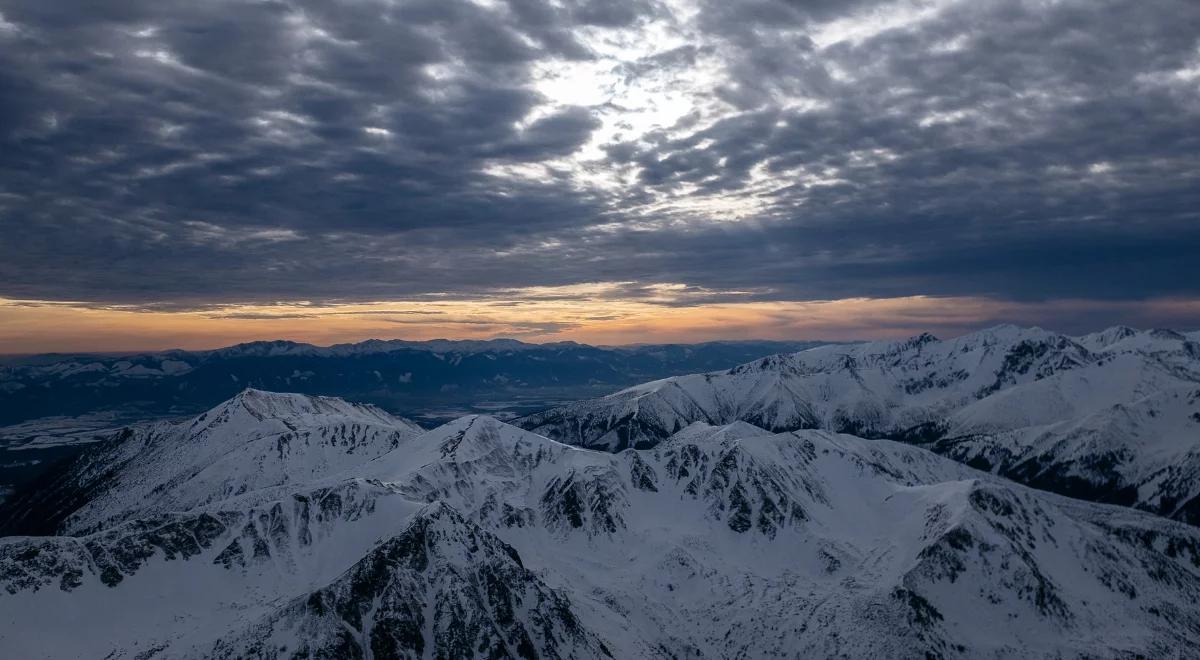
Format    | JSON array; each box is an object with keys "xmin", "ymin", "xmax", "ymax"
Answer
[{"xmin": 1, "ymin": 0, "xmax": 1197, "ymax": 314}]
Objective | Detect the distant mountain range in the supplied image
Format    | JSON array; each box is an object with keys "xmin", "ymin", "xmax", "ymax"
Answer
[
  {"xmin": 3, "ymin": 389, "xmax": 1200, "ymax": 657},
  {"xmin": 0, "ymin": 337, "xmax": 834, "ymax": 429}
]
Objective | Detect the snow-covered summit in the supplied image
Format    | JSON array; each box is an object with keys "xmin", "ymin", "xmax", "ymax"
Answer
[
  {"xmin": 1077, "ymin": 325, "xmax": 1139, "ymax": 350},
  {"xmin": 204, "ymin": 387, "xmax": 418, "ymax": 429},
  {"xmin": 362, "ymin": 414, "xmax": 583, "ymax": 481},
  {"xmin": 0, "ymin": 389, "xmax": 424, "ymax": 535}
]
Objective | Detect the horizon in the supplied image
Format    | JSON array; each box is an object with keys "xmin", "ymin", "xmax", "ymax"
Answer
[
  {"xmin": 2, "ymin": 1, "xmax": 1199, "ymax": 353},
  {"xmin": 3, "ymin": 317, "xmax": 1195, "ymax": 358}
]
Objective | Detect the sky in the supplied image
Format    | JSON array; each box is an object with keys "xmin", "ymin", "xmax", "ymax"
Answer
[{"xmin": 0, "ymin": 0, "xmax": 1198, "ymax": 352}]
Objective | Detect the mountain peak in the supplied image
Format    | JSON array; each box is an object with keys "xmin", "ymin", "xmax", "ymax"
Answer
[
  {"xmin": 431, "ymin": 413, "xmax": 506, "ymax": 435},
  {"xmin": 0, "ymin": 388, "xmax": 426, "ymax": 535},
  {"xmin": 1148, "ymin": 328, "xmax": 1186, "ymax": 340},
  {"xmin": 212, "ymin": 339, "xmax": 317, "ymax": 357},
  {"xmin": 229, "ymin": 387, "xmax": 326, "ymax": 411},
  {"xmin": 1104, "ymin": 324, "xmax": 1138, "ymax": 337},
  {"xmin": 1077, "ymin": 325, "xmax": 1139, "ymax": 350},
  {"xmin": 203, "ymin": 388, "xmax": 406, "ymax": 429},
  {"xmin": 365, "ymin": 415, "xmax": 572, "ymax": 480},
  {"xmin": 907, "ymin": 331, "xmax": 940, "ymax": 346},
  {"xmin": 432, "ymin": 415, "xmax": 571, "ymax": 453}
]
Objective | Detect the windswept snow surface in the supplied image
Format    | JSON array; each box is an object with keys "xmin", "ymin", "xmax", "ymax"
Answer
[
  {"xmin": 2, "ymin": 402, "xmax": 1200, "ymax": 658},
  {"xmin": 519, "ymin": 325, "xmax": 1200, "ymax": 523}
]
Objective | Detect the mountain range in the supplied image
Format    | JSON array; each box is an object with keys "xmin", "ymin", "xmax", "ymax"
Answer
[
  {"xmin": 1, "ymin": 325, "xmax": 1199, "ymax": 657},
  {"xmin": 2, "ymin": 390, "xmax": 1200, "ymax": 657},
  {"xmin": 519, "ymin": 325, "xmax": 1200, "ymax": 524},
  {"xmin": 0, "ymin": 337, "xmax": 830, "ymax": 502},
  {"xmin": 0, "ymin": 337, "xmax": 831, "ymax": 429}
]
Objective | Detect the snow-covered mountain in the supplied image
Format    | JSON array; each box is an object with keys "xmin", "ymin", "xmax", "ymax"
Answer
[
  {"xmin": 0, "ymin": 389, "xmax": 423, "ymax": 536},
  {"xmin": 2, "ymin": 410, "xmax": 1200, "ymax": 658},
  {"xmin": 517, "ymin": 325, "xmax": 1200, "ymax": 523}
]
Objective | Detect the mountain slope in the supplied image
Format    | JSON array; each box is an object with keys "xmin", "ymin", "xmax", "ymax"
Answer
[
  {"xmin": 3, "ymin": 413, "xmax": 1200, "ymax": 658},
  {"xmin": 518, "ymin": 325, "xmax": 1200, "ymax": 523},
  {"xmin": 0, "ymin": 389, "xmax": 423, "ymax": 535},
  {"xmin": 206, "ymin": 502, "xmax": 612, "ymax": 660}
]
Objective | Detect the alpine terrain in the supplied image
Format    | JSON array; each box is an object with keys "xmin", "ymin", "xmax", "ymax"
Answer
[
  {"xmin": 1, "ymin": 378, "xmax": 1200, "ymax": 658},
  {"xmin": 519, "ymin": 325, "xmax": 1200, "ymax": 524}
]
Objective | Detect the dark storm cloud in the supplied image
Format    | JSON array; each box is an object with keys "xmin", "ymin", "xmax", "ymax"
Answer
[
  {"xmin": 597, "ymin": 0, "xmax": 1200, "ymax": 303},
  {"xmin": 0, "ymin": 0, "xmax": 1197, "ymax": 315}
]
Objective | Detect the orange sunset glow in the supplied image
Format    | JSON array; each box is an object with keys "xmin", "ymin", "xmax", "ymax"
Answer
[{"xmin": 4, "ymin": 291, "xmax": 1198, "ymax": 354}]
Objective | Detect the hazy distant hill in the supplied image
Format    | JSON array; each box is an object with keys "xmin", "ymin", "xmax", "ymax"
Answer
[{"xmin": 0, "ymin": 338, "xmax": 834, "ymax": 429}]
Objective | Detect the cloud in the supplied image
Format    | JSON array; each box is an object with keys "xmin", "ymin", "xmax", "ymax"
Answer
[{"xmin": 0, "ymin": 0, "xmax": 1196, "ymax": 320}]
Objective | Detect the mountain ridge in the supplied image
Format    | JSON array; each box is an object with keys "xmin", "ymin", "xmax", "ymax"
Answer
[
  {"xmin": 4, "ymin": 402, "xmax": 1200, "ymax": 657},
  {"xmin": 5, "ymin": 322, "xmax": 1200, "ymax": 658},
  {"xmin": 0, "ymin": 337, "xmax": 837, "ymax": 429},
  {"xmin": 517, "ymin": 325, "xmax": 1200, "ymax": 524},
  {"xmin": 0, "ymin": 388, "xmax": 424, "ymax": 536}
]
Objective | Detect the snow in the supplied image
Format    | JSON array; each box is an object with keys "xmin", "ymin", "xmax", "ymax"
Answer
[
  {"xmin": 3, "ymin": 328, "xmax": 1200, "ymax": 658},
  {"xmin": 46, "ymin": 388, "xmax": 425, "ymax": 534},
  {"xmin": 519, "ymin": 325, "xmax": 1200, "ymax": 523},
  {"xmin": 3, "ymin": 411, "xmax": 1200, "ymax": 657}
]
